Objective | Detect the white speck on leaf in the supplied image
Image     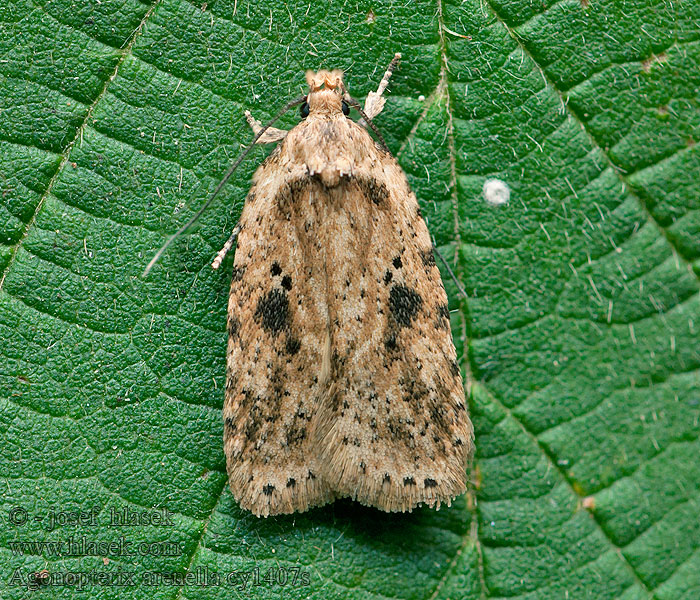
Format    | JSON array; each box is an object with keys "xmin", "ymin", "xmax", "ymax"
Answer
[{"xmin": 483, "ymin": 178, "xmax": 510, "ymax": 206}]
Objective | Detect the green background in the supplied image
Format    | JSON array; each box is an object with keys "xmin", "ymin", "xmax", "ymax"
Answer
[{"xmin": 1, "ymin": 0, "xmax": 698, "ymax": 598}]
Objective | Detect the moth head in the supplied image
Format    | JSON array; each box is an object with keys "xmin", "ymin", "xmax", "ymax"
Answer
[{"xmin": 302, "ymin": 69, "xmax": 349, "ymax": 117}]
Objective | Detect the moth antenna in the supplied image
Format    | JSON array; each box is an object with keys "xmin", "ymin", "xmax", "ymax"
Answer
[
  {"xmin": 343, "ymin": 94, "xmax": 390, "ymax": 153},
  {"xmin": 375, "ymin": 52, "xmax": 402, "ymax": 98},
  {"xmin": 431, "ymin": 238, "xmax": 468, "ymax": 300},
  {"xmin": 142, "ymin": 95, "xmax": 307, "ymax": 277}
]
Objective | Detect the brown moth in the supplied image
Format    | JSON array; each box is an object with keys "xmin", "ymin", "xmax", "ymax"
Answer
[{"xmin": 216, "ymin": 55, "xmax": 474, "ymax": 516}]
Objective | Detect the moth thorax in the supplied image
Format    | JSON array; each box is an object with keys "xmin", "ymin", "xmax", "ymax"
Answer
[{"xmin": 307, "ymin": 89, "xmax": 343, "ymax": 115}]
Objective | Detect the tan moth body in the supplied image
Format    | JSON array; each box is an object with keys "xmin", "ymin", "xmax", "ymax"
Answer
[{"xmin": 223, "ymin": 58, "xmax": 474, "ymax": 516}]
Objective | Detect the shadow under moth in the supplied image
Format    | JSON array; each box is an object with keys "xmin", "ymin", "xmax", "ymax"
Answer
[{"xmin": 146, "ymin": 54, "xmax": 474, "ymax": 517}]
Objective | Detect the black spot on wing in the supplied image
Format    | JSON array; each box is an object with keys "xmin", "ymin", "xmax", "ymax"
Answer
[
  {"xmin": 424, "ymin": 478, "xmax": 437, "ymax": 488},
  {"xmin": 389, "ymin": 284, "xmax": 423, "ymax": 327},
  {"xmin": 254, "ymin": 289, "xmax": 289, "ymax": 335},
  {"xmin": 228, "ymin": 316, "xmax": 240, "ymax": 338},
  {"xmin": 262, "ymin": 484, "xmax": 275, "ymax": 496},
  {"xmin": 436, "ymin": 303, "xmax": 451, "ymax": 330},
  {"xmin": 357, "ymin": 177, "xmax": 389, "ymax": 206},
  {"xmin": 271, "ymin": 262, "xmax": 282, "ymax": 276},
  {"xmin": 400, "ymin": 373, "xmax": 430, "ymax": 409},
  {"xmin": 231, "ymin": 265, "xmax": 246, "ymax": 282},
  {"xmin": 281, "ymin": 275, "xmax": 292, "ymax": 290},
  {"xmin": 288, "ymin": 177, "xmax": 312, "ymax": 195},
  {"xmin": 285, "ymin": 424, "xmax": 306, "ymax": 445},
  {"xmin": 428, "ymin": 401, "xmax": 450, "ymax": 435},
  {"xmin": 393, "ymin": 256, "xmax": 402, "ymax": 269},
  {"xmin": 403, "ymin": 476, "xmax": 416, "ymax": 486},
  {"xmin": 420, "ymin": 247, "xmax": 436, "ymax": 269},
  {"xmin": 273, "ymin": 177, "xmax": 314, "ymax": 213},
  {"xmin": 285, "ymin": 336, "xmax": 301, "ymax": 355},
  {"xmin": 387, "ymin": 416, "xmax": 415, "ymax": 448}
]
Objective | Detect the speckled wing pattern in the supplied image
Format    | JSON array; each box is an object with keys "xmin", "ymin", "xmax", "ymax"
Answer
[
  {"xmin": 224, "ymin": 77, "xmax": 473, "ymax": 516},
  {"xmin": 223, "ymin": 171, "xmax": 336, "ymax": 516}
]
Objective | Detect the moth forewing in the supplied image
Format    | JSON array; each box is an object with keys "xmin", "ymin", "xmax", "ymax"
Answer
[{"xmin": 223, "ymin": 56, "xmax": 474, "ymax": 516}]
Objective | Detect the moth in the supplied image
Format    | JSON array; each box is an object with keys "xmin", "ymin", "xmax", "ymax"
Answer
[
  {"xmin": 214, "ymin": 55, "xmax": 474, "ymax": 517},
  {"xmin": 145, "ymin": 55, "xmax": 474, "ymax": 516}
]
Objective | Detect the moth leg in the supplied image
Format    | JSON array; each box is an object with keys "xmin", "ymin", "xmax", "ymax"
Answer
[
  {"xmin": 245, "ymin": 110, "xmax": 289, "ymax": 143},
  {"xmin": 211, "ymin": 223, "xmax": 240, "ymax": 270},
  {"xmin": 362, "ymin": 52, "xmax": 402, "ymax": 121}
]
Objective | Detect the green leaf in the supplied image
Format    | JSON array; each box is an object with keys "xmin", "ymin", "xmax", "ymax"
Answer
[{"xmin": 1, "ymin": 0, "xmax": 698, "ymax": 598}]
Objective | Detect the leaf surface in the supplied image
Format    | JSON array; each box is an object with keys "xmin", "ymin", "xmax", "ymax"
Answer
[{"xmin": 1, "ymin": 0, "xmax": 698, "ymax": 598}]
